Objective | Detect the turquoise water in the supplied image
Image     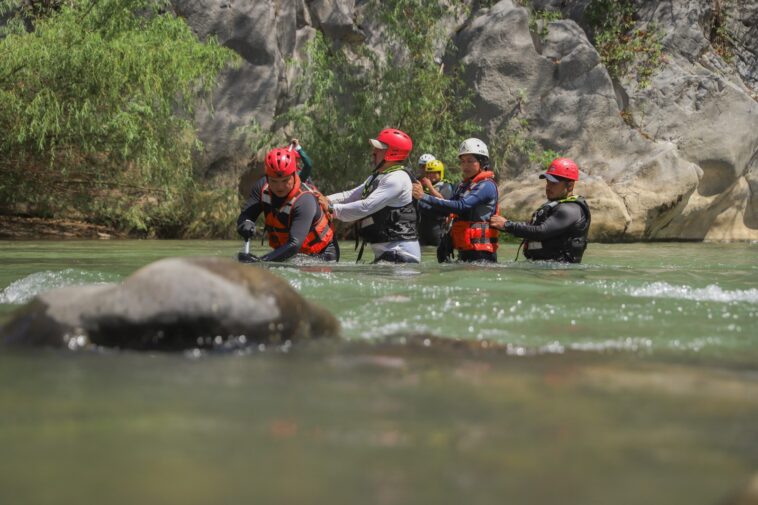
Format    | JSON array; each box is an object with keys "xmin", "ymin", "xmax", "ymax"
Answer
[{"xmin": 1, "ymin": 240, "xmax": 757, "ymax": 504}]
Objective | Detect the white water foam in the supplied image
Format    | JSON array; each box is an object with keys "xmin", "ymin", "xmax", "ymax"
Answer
[
  {"xmin": 626, "ymin": 282, "xmax": 758, "ymax": 304},
  {"xmin": 0, "ymin": 269, "xmax": 118, "ymax": 304}
]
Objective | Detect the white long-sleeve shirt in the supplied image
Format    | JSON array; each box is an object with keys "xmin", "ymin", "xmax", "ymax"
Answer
[
  {"xmin": 327, "ymin": 170, "xmax": 420, "ymax": 263},
  {"xmin": 327, "ymin": 170, "xmax": 413, "ymax": 223}
]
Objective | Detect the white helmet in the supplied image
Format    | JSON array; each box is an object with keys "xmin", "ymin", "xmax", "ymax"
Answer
[
  {"xmin": 458, "ymin": 138, "xmax": 489, "ymax": 158},
  {"xmin": 418, "ymin": 153, "xmax": 436, "ymax": 166}
]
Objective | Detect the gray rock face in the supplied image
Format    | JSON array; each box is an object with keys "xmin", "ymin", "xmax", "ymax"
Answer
[
  {"xmin": 169, "ymin": 0, "xmax": 299, "ymax": 181},
  {"xmin": 729, "ymin": 1, "xmax": 758, "ymax": 93},
  {"xmin": 173, "ymin": 0, "xmax": 757, "ymax": 240},
  {"xmin": 454, "ymin": 0, "xmax": 757, "ymax": 240},
  {"xmin": 0, "ymin": 257, "xmax": 339, "ymax": 351}
]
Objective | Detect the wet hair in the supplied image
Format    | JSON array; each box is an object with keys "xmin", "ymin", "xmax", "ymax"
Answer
[
  {"xmin": 474, "ymin": 154, "xmax": 490, "ymax": 170},
  {"xmin": 473, "ymin": 154, "xmax": 499, "ymax": 182}
]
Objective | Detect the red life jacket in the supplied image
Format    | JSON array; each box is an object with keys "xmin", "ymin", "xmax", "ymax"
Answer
[
  {"xmin": 449, "ymin": 171, "xmax": 500, "ymax": 253},
  {"xmin": 261, "ymin": 177, "xmax": 334, "ymax": 255}
]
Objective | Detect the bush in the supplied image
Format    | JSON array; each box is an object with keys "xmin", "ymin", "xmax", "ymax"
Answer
[
  {"xmin": 0, "ymin": 0, "xmax": 238, "ymax": 235},
  {"xmin": 279, "ymin": 0, "xmax": 476, "ymax": 192},
  {"xmin": 586, "ymin": 0, "xmax": 663, "ymax": 88}
]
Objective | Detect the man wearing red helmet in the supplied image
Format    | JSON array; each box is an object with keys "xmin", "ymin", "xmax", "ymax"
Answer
[
  {"xmin": 490, "ymin": 157, "xmax": 591, "ymax": 263},
  {"xmin": 320, "ymin": 128, "xmax": 420, "ymax": 263},
  {"xmin": 236, "ymin": 147, "xmax": 337, "ymax": 262}
]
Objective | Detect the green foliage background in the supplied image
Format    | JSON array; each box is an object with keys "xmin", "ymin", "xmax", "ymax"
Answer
[
  {"xmin": 0, "ymin": 0, "xmax": 238, "ymax": 237},
  {"xmin": 279, "ymin": 0, "xmax": 477, "ymax": 193},
  {"xmin": 586, "ymin": 0, "xmax": 663, "ymax": 88},
  {"xmin": 0, "ymin": 0, "xmax": 673, "ymax": 237}
]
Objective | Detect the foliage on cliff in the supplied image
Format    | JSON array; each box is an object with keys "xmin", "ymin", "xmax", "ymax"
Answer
[
  {"xmin": 279, "ymin": 0, "xmax": 476, "ymax": 191},
  {"xmin": 0, "ymin": 0, "xmax": 238, "ymax": 236},
  {"xmin": 586, "ymin": 0, "xmax": 663, "ymax": 88}
]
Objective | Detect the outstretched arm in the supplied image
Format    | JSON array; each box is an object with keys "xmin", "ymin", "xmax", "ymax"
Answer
[
  {"xmin": 236, "ymin": 178, "xmax": 266, "ymax": 237},
  {"xmin": 502, "ymin": 204, "xmax": 584, "ymax": 240},
  {"xmin": 332, "ymin": 172, "xmax": 411, "ymax": 223},
  {"xmin": 297, "ymin": 147, "xmax": 313, "ymax": 181},
  {"xmin": 420, "ymin": 180, "xmax": 497, "ymax": 214}
]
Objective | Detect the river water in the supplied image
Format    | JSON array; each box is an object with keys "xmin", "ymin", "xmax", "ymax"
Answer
[{"xmin": 0, "ymin": 240, "xmax": 757, "ymax": 504}]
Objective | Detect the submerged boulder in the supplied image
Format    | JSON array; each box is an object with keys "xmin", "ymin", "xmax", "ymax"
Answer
[{"xmin": 0, "ymin": 257, "xmax": 339, "ymax": 351}]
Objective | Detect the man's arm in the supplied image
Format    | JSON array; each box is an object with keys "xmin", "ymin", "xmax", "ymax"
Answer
[
  {"xmin": 332, "ymin": 171, "xmax": 411, "ymax": 223},
  {"xmin": 420, "ymin": 178, "xmax": 444, "ymax": 199},
  {"xmin": 420, "ymin": 180, "xmax": 496, "ymax": 214},
  {"xmin": 327, "ymin": 182, "xmax": 366, "ymax": 205},
  {"xmin": 297, "ymin": 147, "xmax": 313, "ymax": 181},
  {"xmin": 504, "ymin": 203, "xmax": 585, "ymax": 240},
  {"xmin": 417, "ymin": 198, "xmax": 452, "ymax": 217},
  {"xmin": 260, "ymin": 194, "xmax": 319, "ymax": 262},
  {"xmin": 236, "ymin": 178, "xmax": 266, "ymax": 235}
]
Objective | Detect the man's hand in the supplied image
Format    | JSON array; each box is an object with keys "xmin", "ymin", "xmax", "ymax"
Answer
[
  {"xmin": 317, "ymin": 194, "xmax": 332, "ymax": 214},
  {"xmin": 420, "ymin": 177, "xmax": 434, "ymax": 191},
  {"xmin": 290, "ymin": 138, "xmax": 300, "ymax": 149},
  {"xmin": 237, "ymin": 219, "xmax": 256, "ymax": 239},
  {"xmin": 411, "ymin": 181, "xmax": 425, "ymax": 200},
  {"xmin": 238, "ymin": 252, "xmax": 261, "ymax": 264},
  {"xmin": 490, "ymin": 215, "xmax": 507, "ymax": 230}
]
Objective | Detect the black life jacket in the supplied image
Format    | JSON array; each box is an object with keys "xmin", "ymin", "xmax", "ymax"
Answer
[
  {"xmin": 523, "ymin": 196, "xmax": 591, "ymax": 263},
  {"xmin": 357, "ymin": 165, "xmax": 418, "ymax": 244}
]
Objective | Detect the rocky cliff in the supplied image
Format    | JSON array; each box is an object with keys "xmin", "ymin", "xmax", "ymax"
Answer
[{"xmin": 171, "ymin": 0, "xmax": 758, "ymax": 241}]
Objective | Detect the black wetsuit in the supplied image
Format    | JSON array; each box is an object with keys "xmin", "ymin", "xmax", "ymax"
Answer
[
  {"xmin": 504, "ymin": 196, "xmax": 590, "ymax": 263},
  {"xmin": 417, "ymin": 181, "xmax": 454, "ymax": 246}
]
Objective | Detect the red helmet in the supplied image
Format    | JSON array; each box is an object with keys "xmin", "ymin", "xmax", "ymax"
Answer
[
  {"xmin": 541, "ymin": 157, "xmax": 579, "ymax": 181},
  {"xmin": 369, "ymin": 128, "xmax": 413, "ymax": 162},
  {"xmin": 265, "ymin": 148, "xmax": 297, "ymax": 178}
]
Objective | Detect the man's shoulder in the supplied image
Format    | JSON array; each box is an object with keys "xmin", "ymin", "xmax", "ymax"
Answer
[
  {"xmin": 381, "ymin": 168, "xmax": 413, "ymax": 184},
  {"xmin": 291, "ymin": 190, "xmax": 318, "ymax": 216},
  {"xmin": 556, "ymin": 199, "xmax": 586, "ymax": 219}
]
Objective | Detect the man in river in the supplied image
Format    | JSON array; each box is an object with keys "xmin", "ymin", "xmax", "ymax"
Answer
[
  {"xmin": 319, "ymin": 128, "xmax": 420, "ymax": 263},
  {"xmin": 416, "ymin": 153, "xmax": 436, "ymax": 179},
  {"xmin": 417, "ymin": 159, "xmax": 454, "ymax": 247},
  {"xmin": 236, "ymin": 147, "xmax": 338, "ymax": 262},
  {"xmin": 490, "ymin": 157, "xmax": 591, "ymax": 263}
]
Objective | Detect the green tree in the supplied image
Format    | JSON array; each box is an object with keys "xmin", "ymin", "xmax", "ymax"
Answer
[
  {"xmin": 0, "ymin": 0, "xmax": 238, "ymax": 235},
  {"xmin": 586, "ymin": 0, "xmax": 663, "ymax": 88},
  {"xmin": 280, "ymin": 0, "xmax": 476, "ymax": 192}
]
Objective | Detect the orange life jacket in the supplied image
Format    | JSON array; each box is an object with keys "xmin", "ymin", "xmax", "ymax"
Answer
[
  {"xmin": 449, "ymin": 171, "xmax": 500, "ymax": 253},
  {"xmin": 261, "ymin": 177, "xmax": 334, "ymax": 255}
]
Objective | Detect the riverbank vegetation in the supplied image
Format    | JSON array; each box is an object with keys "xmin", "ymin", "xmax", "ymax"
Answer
[
  {"xmin": 586, "ymin": 0, "xmax": 663, "ymax": 88},
  {"xmin": 0, "ymin": 0, "xmax": 237, "ymax": 237},
  {"xmin": 277, "ymin": 0, "xmax": 476, "ymax": 193},
  {"xmin": 0, "ymin": 0, "xmax": 670, "ymax": 238}
]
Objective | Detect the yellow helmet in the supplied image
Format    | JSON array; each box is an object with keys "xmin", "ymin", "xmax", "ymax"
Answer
[{"xmin": 424, "ymin": 159, "xmax": 445, "ymax": 180}]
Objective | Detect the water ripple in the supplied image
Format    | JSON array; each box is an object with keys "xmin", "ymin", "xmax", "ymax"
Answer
[
  {"xmin": 0, "ymin": 269, "xmax": 118, "ymax": 304},
  {"xmin": 626, "ymin": 282, "xmax": 758, "ymax": 304},
  {"xmin": 581, "ymin": 280, "xmax": 758, "ymax": 304}
]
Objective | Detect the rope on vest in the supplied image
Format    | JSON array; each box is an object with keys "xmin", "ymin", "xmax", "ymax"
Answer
[{"xmin": 514, "ymin": 239, "xmax": 525, "ymax": 261}]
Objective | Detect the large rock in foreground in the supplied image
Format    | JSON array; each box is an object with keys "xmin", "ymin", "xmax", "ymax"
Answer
[{"xmin": 0, "ymin": 257, "xmax": 339, "ymax": 351}]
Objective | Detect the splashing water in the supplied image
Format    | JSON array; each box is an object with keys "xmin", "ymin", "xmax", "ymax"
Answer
[
  {"xmin": 626, "ymin": 281, "xmax": 758, "ymax": 304},
  {"xmin": 0, "ymin": 269, "xmax": 118, "ymax": 304}
]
